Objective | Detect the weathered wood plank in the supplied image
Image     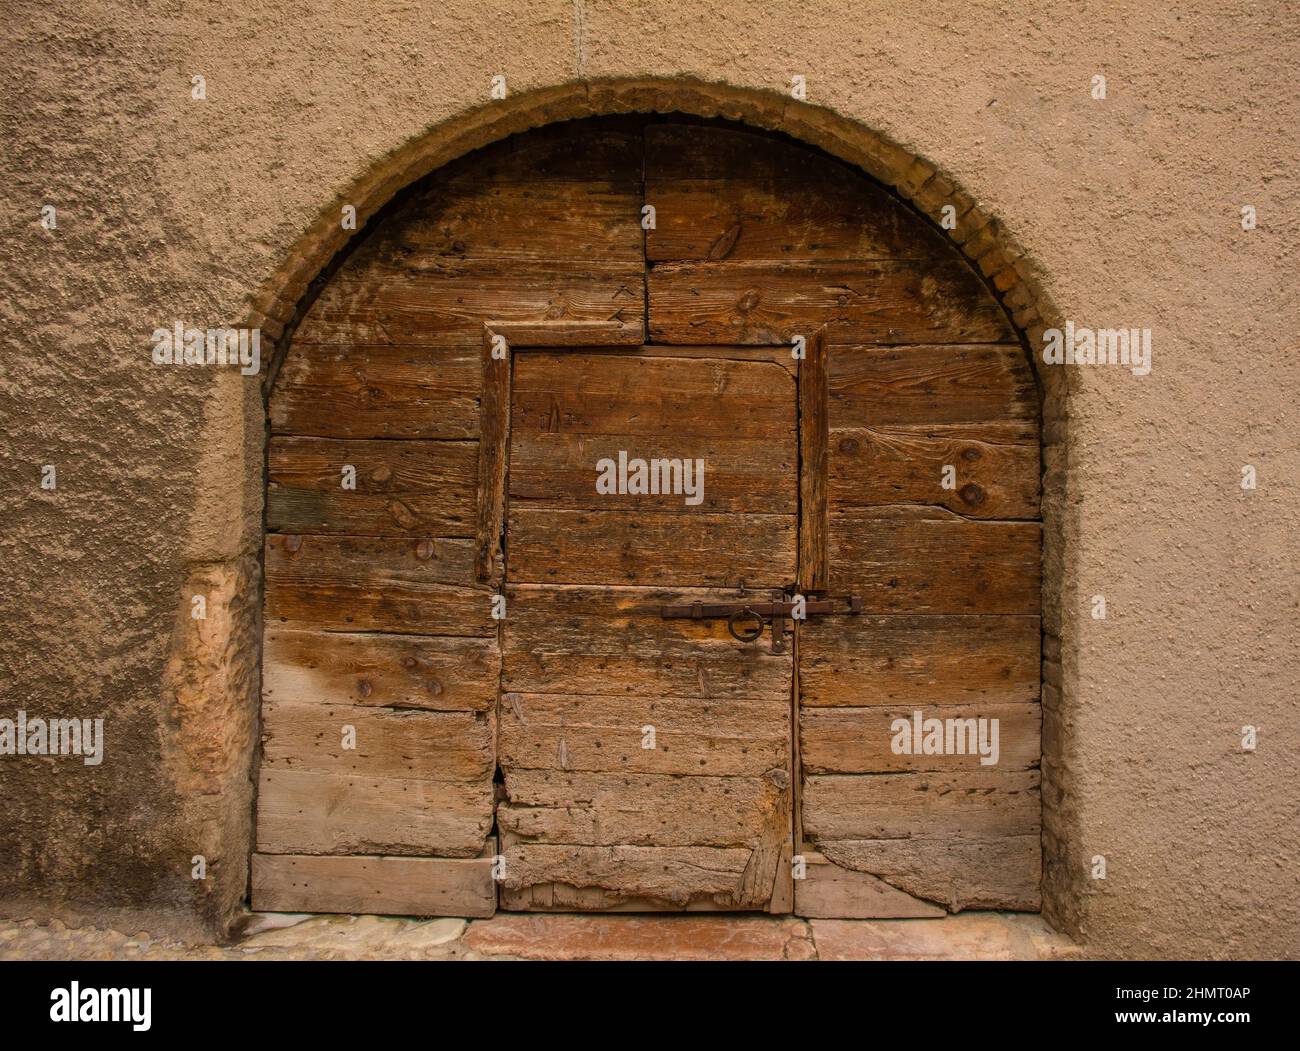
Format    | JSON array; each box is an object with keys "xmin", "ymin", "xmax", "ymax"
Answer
[
  {"xmin": 501, "ymin": 586, "xmax": 792, "ymax": 699},
  {"xmin": 508, "ymin": 508, "xmax": 797, "ymax": 587},
  {"xmin": 799, "ymin": 328, "xmax": 829, "ymax": 591},
  {"xmin": 267, "ymin": 437, "xmax": 477, "ymax": 537},
  {"xmin": 819, "ymin": 836, "xmax": 1042, "ymax": 911},
  {"xmin": 498, "ymin": 769, "xmax": 788, "ymax": 848},
  {"xmin": 488, "ymin": 319, "xmax": 643, "ymax": 347},
  {"xmin": 799, "ymin": 614, "xmax": 1041, "ymax": 707},
  {"xmin": 296, "ymin": 266, "xmax": 646, "ymax": 344},
  {"xmin": 264, "ymin": 535, "xmax": 493, "ymax": 636},
  {"xmin": 255, "ymin": 768, "xmax": 492, "ymax": 857},
  {"xmin": 645, "ymin": 124, "xmax": 948, "ymax": 263},
  {"xmin": 260, "ymin": 700, "xmax": 494, "ymax": 782},
  {"xmin": 829, "ymin": 425, "xmax": 1040, "ymax": 519},
  {"xmin": 800, "ymin": 702, "xmax": 1041, "ymax": 774},
  {"xmin": 648, "ymin": 261, "xmax": 1015, "ymax": 345},
  {"xmin": 827, "ymin": 507, "xmax": 1041, "ymax": 613},
  {"xmin": 270, "ymin": 344, "xmax": 480, "ymax": 439},
  {"xmin": 475, "ymin": 331, "xmax": 509, "ymax": 582},
  {"xmin": 251, "ymin": 850, "xmax": 497, "ymax": 917},
  {"xmin": 802, "ymin": 770, "xmax": 1041, "ymax": 841},
  {"xmin": 262, "ymin": 629, "xmax": 499, "ymax": 712},
  {"xmin": 828, "ymin": 344, "xmax": 1037, "ymax": 427},
  {"xmin": 498, "ymin": 692, "xmax": 788, "ymax": 778},
  {"xmin": 509, "ymin": 433, "xmax": 795, "ymax": 513},
  {"xmin": 793, "ymin": 852, "xmax": 946, "ymax": 919},
  {"xmin": 511, "ymin": 352, "xmax": 796, "ymax": 439}
]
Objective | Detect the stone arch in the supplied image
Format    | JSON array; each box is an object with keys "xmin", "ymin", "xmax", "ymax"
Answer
[{"xmin": 236, "ymin": 79, "xmax": 1078, "ymax": 935}]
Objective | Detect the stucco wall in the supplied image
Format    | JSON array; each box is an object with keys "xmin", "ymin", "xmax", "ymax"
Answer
[{"xmin": 1, "ymin": 0, "xmax": 1295, "ymax": 957}]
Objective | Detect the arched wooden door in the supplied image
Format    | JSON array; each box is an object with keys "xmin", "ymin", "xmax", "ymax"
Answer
[{"xmin": 252, "ymin": 117, "xmax": 1042, "ymax": 918}]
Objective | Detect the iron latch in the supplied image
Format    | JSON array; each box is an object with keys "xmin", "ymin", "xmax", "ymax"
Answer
[{"xmin": 656, "ymin": 595, "xmax": 862, "ymax": 653}]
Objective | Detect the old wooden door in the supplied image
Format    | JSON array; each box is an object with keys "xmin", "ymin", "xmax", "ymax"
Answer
[
  {"xmin": 251, "ymin": 116, "xmax": 1042, "ymax": 920},
  {"xmin": 495, "ymin": 346, "xmax": 799, "ymax": 911}
]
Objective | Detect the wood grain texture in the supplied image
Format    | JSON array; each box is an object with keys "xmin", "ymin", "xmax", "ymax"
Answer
[
  {"xmin": 800, "ymin": 702, "xmax": 1041, "ymax": 774},
  {"xmin": 828, "ymin": 343, "xmax": 1036, "ymax": 427},
  {"xmin": 799, "ymin": 614, "xmax": 1041, "ymax": 707},
  {"xmin": 255, "ymin": 767, "xmax": 492, "ymax": 857},
  {"xmin": 793, "ymin": 852, "xmax": 946, "ymax": 919},
  {"xmin": 267, "ymin": 437, "xmax": 477, "ymax": 537},
  {"xmin": 251, "ymin": 849, "xmax": 497, "ymax": 917},
  {"xmin": 264, "ymin": 534, "xmax": 493, "ymax": 636},
  {"xmin": 648, "ymin": 261, "xmax": 1015, "ymax": 345},
  {"xmin": 819, "ymin": 836, "xmax": 1042, "ymax": 911},
  {"xmin": 827, "ymin": 507, "xmax": 1041, "ymax": 613},
  {"xmin": 262, "ymin": 629, "xmax": 499, "ymax": 712},
  {"xmin": 475, "ymin": 333, "xmax": 509, "ymax": 582},
  {"xmin": 260, "ymin": 700, "xmax": 493, "ymax": 782},
  {"xmin": 508, "ymin": 508, "xmax": 797, "ymax": 587},
  {"xmin": 270, "ymin": 343, "xmax": 481, "ymax": 439},
  {"xmin": 799, "ymin": 328, "xmax": 829, "ymax": 591}
]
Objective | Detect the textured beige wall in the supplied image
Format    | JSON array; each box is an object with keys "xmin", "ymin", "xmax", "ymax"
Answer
[{"xmin": 1, "ymin": 0, "xmax": 1296, "ymax": 957}]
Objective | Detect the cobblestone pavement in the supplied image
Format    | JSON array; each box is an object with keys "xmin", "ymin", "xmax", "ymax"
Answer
[{"xmin": 0, "ymin": 911, "xmax": 1081, "ymax": 962}]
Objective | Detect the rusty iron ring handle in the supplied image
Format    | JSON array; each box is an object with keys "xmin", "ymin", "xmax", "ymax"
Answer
[{"xmin": 727, "ymin": 606, "xmax": 765, "ymax": 644}]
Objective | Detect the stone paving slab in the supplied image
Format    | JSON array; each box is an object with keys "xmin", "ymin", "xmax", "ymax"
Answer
[{"xmin": 0, "ymin": 911, "xmax": 1078, "ymax": 961}]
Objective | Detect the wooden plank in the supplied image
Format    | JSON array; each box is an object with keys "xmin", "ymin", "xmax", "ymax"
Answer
[
  {"xmin": 800, "ymin": 702, "xmax": 1041, "ymax": 774},
  {"xmin": 648, "ymin": 261, "xmax": 1015, "ymax": 345},
  {"xmin": 475, "ymin": 330, "xmax": 509, "ymax": 582},
  {"xmin": 794, "ymin": 852, "xmax": 946, "ymax": 919},
  {"xmin": 296, "ymin": 266, "xmax": 646, "ymax": 344},
  {"xmin": 501, "ymin": 585, "xmax": 792, "ymax": 699},
  {"xmin": 511, "ymin": 352, "xmax": 796, "ymax": 440},
  {"xmin": 269, "ymin": 343, "xmax": 480, "ymax": 439},
  {"xmin": 264, "ymin": 534, "xmax": 493, "ymax": 637},
  {"xmin": 827, "ymin": 507, "xmax": 1041, "ymax": 613},
  {"xmin": 255, "ymin": 767, "xmax": 492, "ymax": 857},
  {"xmin": 497, "ymin": 769, "xmax": 788, "ymax": 847},
  {"xmin": 434, "ymin": 120, "xmax": 643, "ymax": 186},
  {"xmin": 508, "ymin": 508, "xmax": 796, "ymax": 587},
  {"xmin": 488, "ymin": 319, "xmax": 643, "ymax": 346},
  {"xmin": 799, "ymin": 328, "xmax": 829, "ymax": 591},
  {"xmin": 820, "ymin": 836, "xmax": 1042, "ymax": 911},
  {"xmin": 829, "ymin": 425, "xmax": 1039, "ymax": 518},
  {"xmin": 251, "ymin": 850, "xmax": 497, "ymax": 917},
  {"xmin": 799, "ymin": 614, "xmax": 1041, "ymax": 707},
  {"xmin": 498, "ymin": 692, "xmax": 788, "ymax": 778},
  {"xmin": 645, "ymin": 124, "xmax": 948, "ymax": 263},
  {"xmin": 260, "ymin": 700, "xmax": 494, "ymax": 782},
  {"xmin": 828, "ymin": 344, "xmax": 1037, "ymax": 427},
  {"xmin": 262, "ymin": 630, "xmax": 499, "ymax": 712},
  {"xmin": 802, "ymin": 770, "xmax": 1041, "ymax": 841},
  {"xmin": 509, "ymin": 433, "xmax": 795, "ymax": 514},
  {"xmin": 267, "ymin": 437, "xmax": 477, "ymax": 537}
]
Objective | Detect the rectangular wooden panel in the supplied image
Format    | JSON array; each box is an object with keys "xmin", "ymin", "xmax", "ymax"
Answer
[
  {"xmin": 260, "ymin": 700, "xmax": 493, "ymax": 782},
  {"xmin": 255, "ymin": 768, "xmax": 492, "ymax": 857},
  {"xmin": 296, "ymin": 267, "xmax": 646, "ymax": 345},
  {"xmin": 799, "ymin": 329, "xmax": 829, "ymax": 591},
  {"xmin": 267, "ymin": 437, "xmax": 477, "ymax": 537},
  {"xmin": 502, "ymin": 585, "xmax": 792, "ymax": 699},
  {"xmin": 264, "ymin": 534, "xmax": 493, "ymax": 636},
  {"xmin": 829, "ymin": 424, "xmax": 1039, "ymax": 519},
  {"xmin": 800, "ymin": 702, "xmax": 1041, "ymax": 774},
  {"xmin": 828, "ymin": 343, "xmax": 1036, "ymax": 427},
  {"xmin": 262, "ymin": 630, "xmax": 499, "ymax": 712},
  {"xmin": 508, "ymin": 508, "xmax": 796, "ymax": 587},
  {"xmin": 802, "ymin": 770, "xmax": 1041, "ymax": 841},
  {"xmin": 819, "ymin": 836, "xmax": 1041, "ymax": 912},
  {"xmin": 799, "ymin": 614, "xmax": 1040, "ymax": 707},
  {"xmin": 648, "ymin": 261, "xmax": 1015, "ymax": 345},
  {"xmin": 475, "ymin": 333, "xmax": 509, "ymax": 582},
  {"xmin": 793, "ymin": 852, "xmax": 945, "ymax": 919},
  {"xmin": 511, "ymin": 351, "xmax": 796, "ymax": 439},
  {"xmin": 499, "ymin": 692, "xmax": 788, "ymax": 778},
  {"xmin": 251, "ymin": 850, "xmax": 497, "ymax": 917},
  {"xmin": 270, "ymin": 343, "xmax": 480, "ymax": 439},
  {"xmin": 827, "ymin": 507, "xmax": 1041, "ymax": 613}
]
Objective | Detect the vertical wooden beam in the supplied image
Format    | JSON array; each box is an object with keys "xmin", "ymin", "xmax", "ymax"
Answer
[
  {"xmin": 475, "ymin": 327, "xmax": 510, "ymax": 585},
  {"xmin": 798, "ymin": 327, "xmax": 829, "ymax": 593}
]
